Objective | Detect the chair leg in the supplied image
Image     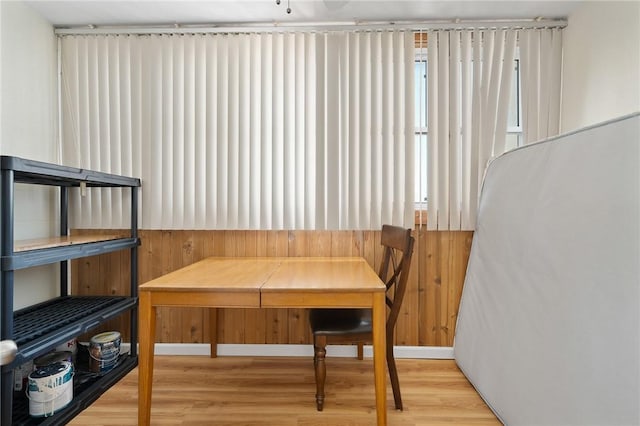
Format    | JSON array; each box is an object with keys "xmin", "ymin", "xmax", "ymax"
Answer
[
  {"xmin": 357, "ymin": 342, "xmax": 364, "ymax": 360},
  {"xmin": 386, "ymin": 338, "xmax": 403, "ymax": 410},
  {"xmin": 313, "ymin": 335, "xmax": 327, "ymax": 411}
]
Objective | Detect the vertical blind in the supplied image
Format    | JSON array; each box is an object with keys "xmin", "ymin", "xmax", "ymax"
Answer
[
  {"xmin": 418, "ymin": 27, "xmax": 562, "ymax": 230},
  {"xmin": 60, "ymin": 31, "xmax": 415, "ymax": 230}
]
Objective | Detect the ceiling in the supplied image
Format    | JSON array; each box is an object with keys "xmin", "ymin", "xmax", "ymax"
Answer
[{"xmin": 24, "ymin": 0, "xmax": 582, "ymax": 28}]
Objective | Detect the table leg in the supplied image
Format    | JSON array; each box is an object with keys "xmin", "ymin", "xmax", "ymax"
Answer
[
  {"xmin": 209, "ymin": 308, "xmax": 218, "ymax": 358},
  {"xmin": 372, "ymin": 291, "xmax": 387, "ymax": 426},
  {"xmin": 138, "ymin": 291, "xmax": 156, "ymax": 426}
]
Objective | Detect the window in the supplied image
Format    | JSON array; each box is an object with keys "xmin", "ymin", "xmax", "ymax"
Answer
[{"xmin": 413, "ymin": 49, "xmax": 523, "ymax": 207}]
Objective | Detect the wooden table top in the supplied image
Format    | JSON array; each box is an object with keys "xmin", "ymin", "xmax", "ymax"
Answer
[{"xmin": 139, "ymin": 256, "xmax": 385, "ymax": 293}]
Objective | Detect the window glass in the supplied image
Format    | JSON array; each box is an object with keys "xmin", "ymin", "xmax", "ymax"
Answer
[
  {"xmin": 414, "ymin": 60, "xmax": 427, "ymax": 128},
  {"xmin": 414, "ymin": 133, "xmax": 428, "ymax": 206}
]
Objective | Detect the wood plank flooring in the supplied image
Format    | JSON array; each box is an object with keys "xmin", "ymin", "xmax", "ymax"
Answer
[{"xmin": 68, "ymin": 356, "xmax": 499, "ymax": 425}]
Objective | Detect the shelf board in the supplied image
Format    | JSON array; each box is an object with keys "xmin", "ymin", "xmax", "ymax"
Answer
[
  {"xmin": 14, "ymin": 234, "xmax": 129, "ymax": 252},
  {"xmin": 5, "ymin": 296, "xmax": 137, "ymax": 369},
  {"xmin": 2, "ymin": 237, "xmax": 139, "ymax": 270}
]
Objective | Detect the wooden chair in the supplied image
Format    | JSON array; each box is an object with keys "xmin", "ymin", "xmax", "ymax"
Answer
[{"xmin": 309, "ymin": 225, "xmax": 415, "ymax": 411}]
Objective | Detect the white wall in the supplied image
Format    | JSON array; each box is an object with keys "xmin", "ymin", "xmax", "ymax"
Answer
[
  {"xmin": 561, "ymin": 1, "xmax": 640, "ymax": 132},
  {"xmin": 1, "ymin": 0, "xmax": 59, "ymax": 308}
]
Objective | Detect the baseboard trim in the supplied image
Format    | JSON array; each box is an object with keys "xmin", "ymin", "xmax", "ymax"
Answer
[{"xmin": 122, "ymin": 343, "xmax": 454, "ymax": 359}]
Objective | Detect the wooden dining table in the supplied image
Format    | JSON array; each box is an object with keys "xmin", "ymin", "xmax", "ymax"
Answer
[{"xmin": 138, "ymin": 256, "xmax": 388, "ymax": 425}]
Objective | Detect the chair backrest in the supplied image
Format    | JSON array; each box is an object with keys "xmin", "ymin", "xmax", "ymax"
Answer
[{"xmin": 378, "ymin": 225, "xmax": 415, "ymax": 334}]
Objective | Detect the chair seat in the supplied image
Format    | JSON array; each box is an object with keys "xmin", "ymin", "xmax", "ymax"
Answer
[{"xmin": 309, "ymin": 308, "xmax": 372, "ymax": 336}]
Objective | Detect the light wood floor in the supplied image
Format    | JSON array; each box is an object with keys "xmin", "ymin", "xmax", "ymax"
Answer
[{"xmin": 69, "ymin": 356, "xmax": 500, "ymax": 425}]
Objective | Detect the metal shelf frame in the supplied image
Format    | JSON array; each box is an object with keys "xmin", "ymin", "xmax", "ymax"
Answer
[{"xmin": 0, "ymin": 155, "xmax": 141, "ymax": 425}]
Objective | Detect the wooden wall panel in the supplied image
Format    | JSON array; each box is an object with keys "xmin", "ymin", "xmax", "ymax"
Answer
[
  {"xmin": 395, "ymin": 229, "xmax": 420, "ymax": 346},
  {"xmin": 71, "ymin": 229, "xmax": 473, "ymax": 347}
]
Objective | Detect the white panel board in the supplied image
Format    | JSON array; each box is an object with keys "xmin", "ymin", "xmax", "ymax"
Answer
[{"xmin": 454, "ymin": 113, "xmax": 640, "ymax": 425}]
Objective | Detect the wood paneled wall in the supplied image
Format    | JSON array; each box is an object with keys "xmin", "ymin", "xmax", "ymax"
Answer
[{"xmin": 72, "ymin": 229, "xmax": 473, "ymax": 347}]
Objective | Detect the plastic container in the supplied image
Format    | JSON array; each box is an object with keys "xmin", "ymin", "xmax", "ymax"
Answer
[
  {"xmin": 89, "ymin": 331, "xmax": 121, "ymax": 373},
  {"xmin": 27, "ymin": 361, "xmax": 74, "ymax": 418}
]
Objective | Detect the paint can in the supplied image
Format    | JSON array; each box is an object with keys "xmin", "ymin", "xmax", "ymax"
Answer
[
  {"xmin": 89, "ymin": 331, "xmax": 121, "ymax": 373},
  {"xmin": 27, "ymin": 361, "xmax": 74, "ymax": 418},
  {"xmin": 34, "ymin": 351, "xmax": 73, "ymax": 369}
]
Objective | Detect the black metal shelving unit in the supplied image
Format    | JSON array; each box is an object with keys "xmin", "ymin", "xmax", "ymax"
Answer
[{"xmin": 1, "ymin": 156, "xmax": 141, "ymax": 425}]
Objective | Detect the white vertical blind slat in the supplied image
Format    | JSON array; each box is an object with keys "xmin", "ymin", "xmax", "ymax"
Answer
[
  {"xmin": 183, "ymin": 36, "xmax": 196, "ymax": 229},
  {"xmin": 348, "ymin": 32, "xmax": 359, "ymax": 228},
  {"xmin": 97, "ymin": 37, "xmax": 111, "ymax": 228},
  {"xmin": 519, "ymin": 30, "xmax": 532, "ymax": 142},
  {"xmin": 283, "ymin": 33, "xmax": 296, "ymax": 230},
  {"xmin": 479, "ymin": 31, "xmax": 497, "ymax": 172},
  {"xmin": 427, "ymin": 31, "xmax": 438, "ymax": 229},
  {"xmin": 521, "ymin": 30, "xmax": 539, "ymax": 143},
  {"xmin": 132, "ymin": 37, "xmax": 142, "ymax": 228},
  {"xmin": 314, "ymin": 34, "xmax": 326, "ymax": 229},
  {"xmin": 338, "ymin": 32, "xmax": 349, "ymax": 229},
  {"xmin": 468, "ymin": 30, "xmax": 482, "ymax": 230},
  {"xmin": 437, "ymin": 31, "xmax": 450, "ymax": 229},
  {"xmin": 325, "ymin": 33, "xmax": 340, "ymax": 230},
  {"xmin": 143, "ymin": 37, "xmax": 157, "ymax": 229},
  {"xmin": 118, "ymin": 36, "xmax": 132, "ymax": 229},
  {"xmin": 449, "ymin": 30, "xmax": 461, "ymax": 230},
  {"xmin": 548, "ymin": 29, "xmax": 562, "ymax": 137},
  {"xmin": 403, "ymin": 31, "xmax": 415, "ymax": 228},
  {"xmin": 260, "ymin": 34, "xmax": 273, "ymax": 229},
  {"xmin": 194, "ymin": 36, "xmax": 207, "ymax": 229},
  {"xmin": 204, "ymin": 36, "xmax": 217, "ymax": 228},
  {"xmin": 249, "ymin": 34, "xmax": 261, "ymax": 229},
  {"xmin": 381, "ymin": 32, "xmax": 393, "ymax": 227},
  {"xmin": 293, "ymin": 33, "xmax": 306, "ymax": 228},
  {"xmin": 173, "ymin": 37, "xmax": 186, "ymax": 228},
  {"xmin": 227, "ymin": 35, "xmax": 239, "ymax": 229},
  {"xmin": 460, "ymin": 31, "xmax": 473, "ymax": 229},
  {"xmin": 370, "ymin": 32, "xmax": 382, "ymax": 230},
  {"xmin": 304, "ymin": 33, "xmax": 316, "ymax": 230},
  {"xmin": 238, "ymin": 35, "xmax": 251, "ymax": 229},
  {"xmin": 493, "ymin": 30, "xmax": 517, "ymax": 155},
  {"xmin": 358, "ymin": 34, "xmax": 371, "ymax": 229},
  {"xmin": 216, "ymin": 37, "xmax": 229, "ymax": 228},
  {"xmin": 88, "ymin": 37, "xmax": 102, "ymax": 227},
  {"xmin": 538, "ymin": 29, "xmax": 551, "ymax": 140},
  {"xmin": 77, "ymin": 37, "xmax": 89, "ymax": 228},
  {"xmin": 161, "ymin": 36, "xmax": 174, "ymax": 228},
  {"xmin": 270, "ymin": 34, "xmax": 283, "ymax": 229},
  {"xmin": 107, "ymin": 37, "xmax": 120, "ymax": 228},
  {"xmin": 391, "ymin": 32, "xmax": 402, "ymax": 226}
]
